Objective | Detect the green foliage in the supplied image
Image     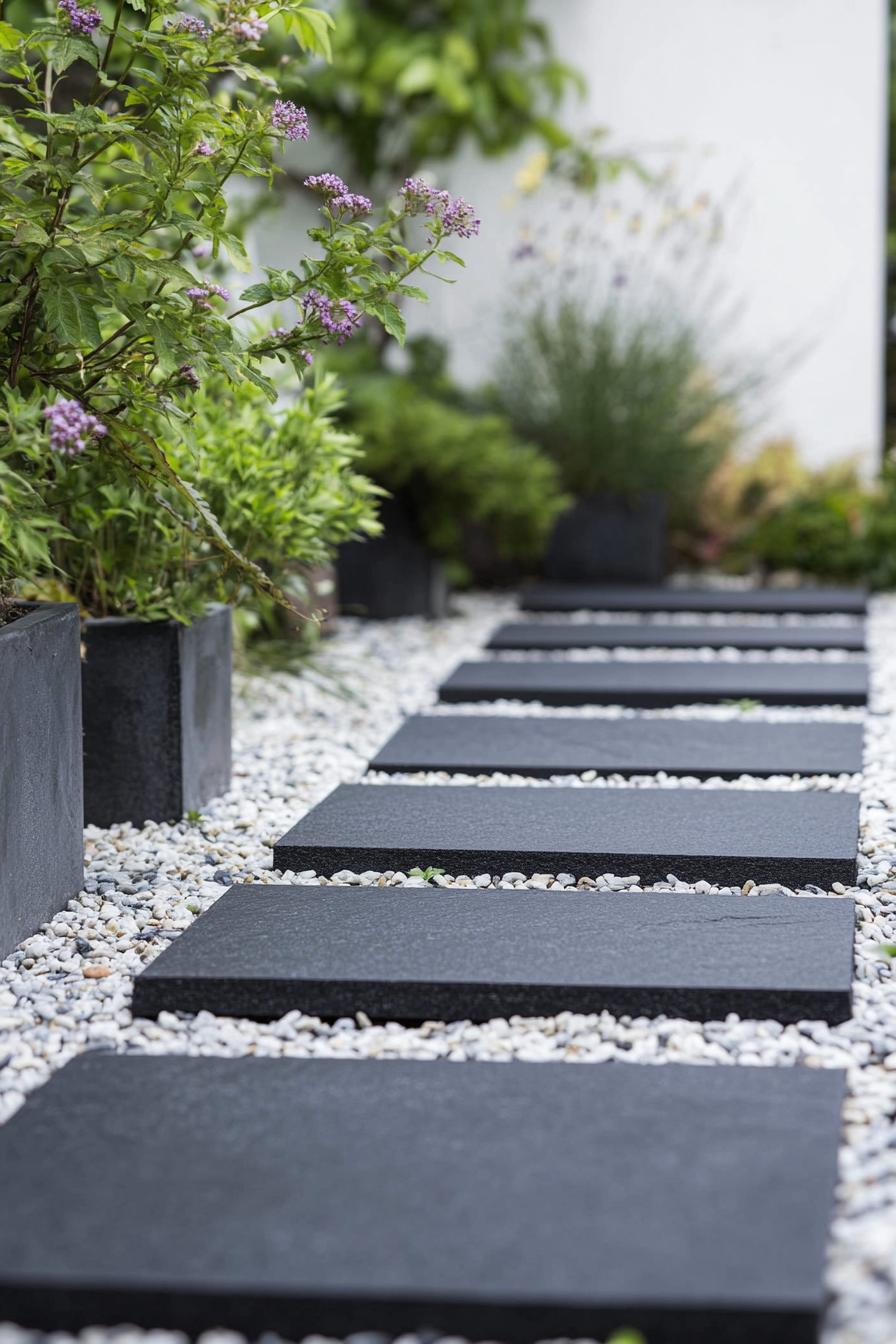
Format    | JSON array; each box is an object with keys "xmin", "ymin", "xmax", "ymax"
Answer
[
  {"xmin": 495, "ymin": 299, "xmax": 744, "ymax": 508},
  {"xmin": 39, "ymin": 370, "xmax": 379, "ymax": 620},
  {"xmin": 0, "ymin": 389, "xmax": 65, "ymax": 602},
  {"xmin": 288, "ymin": 0, "xmax": 612, "ymax": 189},
  {"xmin": 0, "ymin": 0, "xmax": 469, "ymax": 609},
  {"xmin": 408, "ymin": 866, "xmax": 445, "ymax": 880},
  {"xmin": 730, "ymin": 458, "xmax": 896, "ymax": 590},
  {"xmin": 339, "ymin": 342, "xmax": 569, "ymax": 584}
]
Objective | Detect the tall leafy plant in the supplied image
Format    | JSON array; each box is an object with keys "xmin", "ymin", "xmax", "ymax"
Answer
[
  {"xmin": 0, "ymin": 0, "xmax": 476, "ymax": 610},
  {"xmin": 496, "ymin": 299, "xmax": 745, "ymax": 508}
]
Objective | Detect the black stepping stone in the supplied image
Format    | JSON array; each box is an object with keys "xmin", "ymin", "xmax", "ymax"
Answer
[
  {"xmin": 0, "ymin": 1054, "xmax": 845, "ymax": 1344},
  {"xmin": 273, "ymin": 783, "xmax": 860, "ymax": 887},
  {"xmin": 132, "ymin": 884, "xmax": 856, "ymax": 1024},
  {"xmin": 439, "ymin": 659, "xmax": 868, "ymax": 707},
  {"xmin": 521, "ymin": 582, "xmax": 867, "ymax": 614},
  {"xmin": 489, "ymin": 620, "xmax": 866, "ymax": 651},
  {"xmin": 371, "ymin": 714, "xmax": 864, "ymax": 778}
]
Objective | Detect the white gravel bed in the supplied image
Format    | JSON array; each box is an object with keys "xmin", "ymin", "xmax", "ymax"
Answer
[
  {"xmin": 0, "ymin": 589, "xmax": 894, "ymax": 1344},
  {"xmin": 486, "ymin": 645, "xmax": 865, "ymax": 662}
]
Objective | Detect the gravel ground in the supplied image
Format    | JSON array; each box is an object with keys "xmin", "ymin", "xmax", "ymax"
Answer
[{"xmin": 1, "ymin": 590, "xmax": 895, "ymax": 1344}]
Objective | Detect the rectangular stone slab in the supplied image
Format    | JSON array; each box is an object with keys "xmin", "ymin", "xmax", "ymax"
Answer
[
  {"xmin": 489, "ymin": 620, "xmax": 866, "ymax": 651},
  {"xmin": 131, "ymin": 884, "xmax": 856, "ymax": 1024},
  {"xmin": 439, "ymin": 659, "xmax": 868, "ymax": 707},
  {"xmin": 0, "ymin": 1054, "xmax": 846, "ymax": 1344},
  {"xmin": 273, "ymin": 783, "xmax": 860, "ymax": 887},
  {"xmin": 371, "ymin": 714, "xmax": 864, "ymax": 779},
  {"xmin": 521, "ymin": 582, "xmax": 867, "ymax": 614}
]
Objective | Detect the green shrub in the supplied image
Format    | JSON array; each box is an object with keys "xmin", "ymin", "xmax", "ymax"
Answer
[
  {"xmin": 36, "ymin": 373, "xmax": 378, "ymax": 621},
  {"xmin": 495, "ymin": 299, "xmax": 744, "ymax": 510},
  {"xmin": 341, "ymin": 359, "xmax": 568, "ymax": 585}
]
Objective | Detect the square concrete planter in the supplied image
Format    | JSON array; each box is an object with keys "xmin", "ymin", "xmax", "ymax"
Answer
[
  {"xmin": 82, "ymin": 605, "xmax": 231, "ymax": 827},
  {"xmin": 1, "ymin": 602, "xmax": 83, "ymax": 959},
  {"xmin": 543, "ymin": 492, "xmax": 667, "ymax": 584},
  {"xmin": 337, "ymin": 496, "xmax": 448, "ymax": 619}
]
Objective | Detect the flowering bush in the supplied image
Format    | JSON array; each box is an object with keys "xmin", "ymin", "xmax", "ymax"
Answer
[{"xmin": 0, "ymin": 0, "xmax": 476, "ymax": 610}]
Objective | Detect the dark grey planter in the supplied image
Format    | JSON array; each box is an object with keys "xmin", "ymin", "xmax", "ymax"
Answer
[
  {"xmin": 337, "ymin": 495, "xmax": 448, "ymax": 619},
  {"xmin": 0, "ymin": 602, "xmax": 83, "ymax": 959},
  {"xmin": 543, "ymin": 492, "xmax": 667, "ymax": 584},
  {"xmin": 82, "ymin": 605, "xmax": 231, "ymax": 828}
]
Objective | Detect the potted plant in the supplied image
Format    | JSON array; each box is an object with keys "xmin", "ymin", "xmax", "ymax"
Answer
[
  {"xmin": 0, "ymin": 4, "xmax": 476, "ymax": 823},
  {"xmin": 336, "ymin": 343, "xmax": 568, "ymax": 615},
  {"xmin": 0, "ymin": 410, "xmax": 82, "ymax": 959},
  {"xmin": 496, "ymin": 299, "xmax": 744, "ymax": 584}
]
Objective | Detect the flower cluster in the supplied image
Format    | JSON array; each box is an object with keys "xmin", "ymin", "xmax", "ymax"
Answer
[
  {"xmin": 167, "ymin": 13, "xmax": 209, "ymax": 37},
  {"xmin": 186, "ymin": 284, "xmax": 231, "ymax": 310},
  {"xmin": 178, "ymin": 364, "xmax": 201, "ymax": 390},
  {"xmin": 301, "ymin": 290, "xmax": 361, "ymax": 346},
  {"xmin": 271, "ymin": 100, "xmax": 310, "ymax": 142},
  {"xmin": 43, "ymin": 399, "xmax": 107, "ymax": 456},
  {"xmin": 304, "ymin": 174, "xmax": 372, "ymax": 217},
  {"xmin": 230, "ymin": 10, "xmax": 268, "ymax": 41},
  {"xmin": 57, "ymin": 0, "xmax": 101, "ymax": 35},
  {"xmin": 400, "ymin": 177, "xmax": 480, "ymax": 239},
  {"xmin": 194, "ymin": 141, "xmax": 215, "ymax": 157}
]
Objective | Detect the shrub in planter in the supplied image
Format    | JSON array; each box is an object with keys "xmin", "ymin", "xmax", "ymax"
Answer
[
  {"xmin": 35, "ymin": 374, "xmax": 380, "ymax": 824},
  {"xmin": 0, "ymin": 422, "xmax": 82, "ymax": 957},
  {"xmin": 0, "ymin": 4, "xmax": 477, "ymax": 822},
  {"xmin": 336, "ymin": 352, "xmax": 568, "ymax": 610},
  {"xmin": 496, "ymin": 300, "xmax": 744, "ymax": 583}
]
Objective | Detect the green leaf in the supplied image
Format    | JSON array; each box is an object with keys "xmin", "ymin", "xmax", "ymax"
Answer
[
  {"xmin": 0, "ymin": 22, "xmax": 23, "ymax": 51},
  {"xmin": 396, "ymin": 55, "xmax": 440, "ymax": 96},
  {"xmin": 41, "ymin": 283, "xmax": 102, "ymax": 348},
  {"xmin": 44, "ymin": 35, "xmax": 99, "ymax": 73},
  {"xmin": 238, "ymin": 283, "xmax": 274, "ymax": 304}
]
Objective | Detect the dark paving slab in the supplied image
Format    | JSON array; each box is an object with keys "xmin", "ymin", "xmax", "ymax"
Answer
[
  {"xmin": 439, "ymin": 659, "xmax": 868, "ymax": 707},
  {"xmin": 0, "ymin": 1054, "xmax": 845, "ymax": 1344},
  {"xmin": 489, "ymin": 620, "xmax": 866, "ymax": 651},
  {"xmin": 371, "ymin": 714, "xmax": 864, "ymax": 778},
  {"xmin": 273, "ymin": 783, "xmax": 860, "ymax": 887},
  {"xmin": 520, "ymin": 582, "xmax": 868, "ymax": 614},
  {"xmin": 132, "ymin": 884, "xmax": 856, "ymax": 1024}
]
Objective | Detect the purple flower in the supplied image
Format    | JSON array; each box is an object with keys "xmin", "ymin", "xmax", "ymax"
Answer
[
  {"xmin": 400, "ymin": 177, "xmax": 480, "ymax": 239},
  {"xmin": 43, "ymin": 399, "xmax": 107, "ymax": 456},
  {"xmin": 301, "ymin": 289, "xmax": 361, "ymax": 346},
  {"xmin": 57, "ymin": 0, "xmax": 101, "ymax": 35},
  {"xmin": 192, "ymin": 240, "xmax": 213, "ymax": 259},
  {"xmin": 230, "ymin": 12, "xmax": 268, "ymax": 41},
  {"xmin": 194, "ymin": 141, "xmax": 215, "ymax": 157},
  {"xmin": 167, "ymin": 13, "xmax": 209, "ymax": 37},
  {"xmin": 178, "ymin": 364, "xmax": 201, "ymax": 390},
  {"xmin": 304, "ymin": 174, "xmax": 372, "ymax": 217},
  {"xmin": 186, "ymin": 284, "xmax": 230, "ymax": 310},
  {"xmin": 271, "ymin": 100, "xmax": 309, "ymax": 142}
]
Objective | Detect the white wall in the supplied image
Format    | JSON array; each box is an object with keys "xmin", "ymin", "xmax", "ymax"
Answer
[
  {"xmin": 254, "ymin": 0, "xmax": 889, "ymax": 471},
  {"xmin": 408, "ymin": 0, "xmax": 889, "ymax": 471}
]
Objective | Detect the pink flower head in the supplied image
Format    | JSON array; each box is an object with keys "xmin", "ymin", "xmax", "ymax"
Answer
[
  {"xmin": 186, "ymin": 284, "xmax": 230, "ymax": 310},
  {"xmin": 57, "ymin": 0, "xmax": 101, "ymax": 35},
  {"xmin": 192, "ymin": 240, "xmax": 213, "ymax": 259},
  {"xmin": 301, "ymin": 289, "xmax": 361, "ymax": 346},
  {"xmin": 167, "ymin": 13, "xmax": 209, "ymax": 37},
  {"xmin": 43, "ymin": 399, "xmax": 107, "ymax": 456},
  {"xmin": 304, "ymin": 175, "xmax": 372, "ymax": 217},
  {"xmin": 230, "ymin": 11, "xmax": 268, "ymax": 41},
  {"xmin": 194, "ymin": 141, "xmax": 215, "ymax": 157},
  {"xmin": 400, "ymin": 177, "xmax": 480, "ymax": 239},
  {"xmin": 178, "ymin": 364, "xmax": 201, "ymax": 390},
  {"xmin": 271, "ymin": 100, "xmax": 309, "ymax": 142}
]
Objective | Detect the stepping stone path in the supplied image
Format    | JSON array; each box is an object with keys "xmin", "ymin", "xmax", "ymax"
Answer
[
  {"xmin": 489, "ymin": 619, "xmax": 866, "ymax": 651},
  {"xmin": 132, "ymin": 885, "xmax": 856, "ymax": 1024},
  {"xmin": 372, "ymin": 713, "xmax": 864, "ymax": 778},
  {"xmin": 273, "ymin": 782, "xmax": 860, "ymax": 887},
  {"xmin": 440, "ymin": 658, "xmax": 868, "ymax": 706},
  {"xmin": 0, "ymin": 1053, "xmax": 846, "ymax": 1344},
  {"xmin": 521, "ymin": 581, "xmax": 868, "ymax": 614},
  {"xmin": 2, "ymin": 581, "xmax": 865, "ymax": 1341}
]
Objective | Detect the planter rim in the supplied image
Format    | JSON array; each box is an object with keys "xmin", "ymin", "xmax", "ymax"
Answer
[
  {"xmin": 0, "ymin": 599, "xmax": 79, "ymax": 639},
  {"xmin": 83, "ymin": 601, "xmax": 229, "ymax": 630}
]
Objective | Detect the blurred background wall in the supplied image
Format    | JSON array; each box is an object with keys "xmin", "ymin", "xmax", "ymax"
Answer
[{"xmin": 254, "ymin": 0, "xmax": 889, "ymax": 472}]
